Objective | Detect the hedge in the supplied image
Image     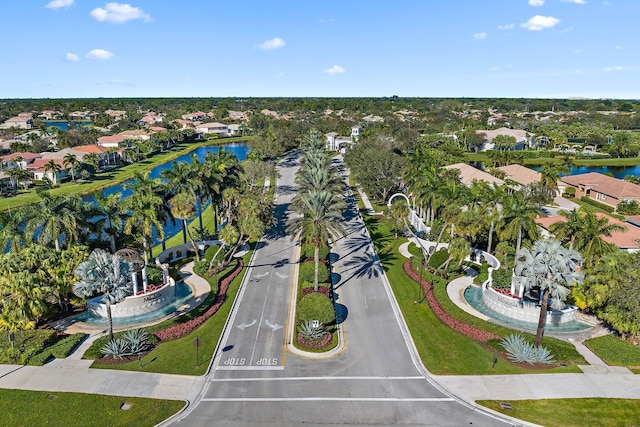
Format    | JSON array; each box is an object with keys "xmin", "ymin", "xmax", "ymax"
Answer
[
  {"xmin": 0, "ymin": 329, "xmax": 58, "ymax": 365},
  {"xmin": 580, "ymin": 196, "xmax": 615, "ymax": 213},
  {"xmin": 303, "ymin": 243, "xmax": 329, "ymax": 261},
  {"xmin": 28, "ymin": 333, "xmax": 87, "ymax": 366},
  {"xmin": 297, "ymin": 293, "xmax": 336, "ymax": 325},
  {"xmin": 299, "ymin": 261, "xmax": 329, "ymax": 283},
  {"xmin": 429, "ymin": 248, "xmax": 449, "ymax": 269}
]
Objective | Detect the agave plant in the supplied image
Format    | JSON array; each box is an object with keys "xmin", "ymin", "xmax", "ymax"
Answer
[
  {"xmin": 298, "ymin": 320, "xmax": 326, "ymax": 340},
  {"xmin": 101, "ymin": 338, "xmax": 130, "ymax": 360},
  {"xmin": 122, "ymin": 328, "xmax": 150, "ymax": 355},
  {"xmin": 500, "ymin": 334, "xmax": 554, "ymax": 365}
]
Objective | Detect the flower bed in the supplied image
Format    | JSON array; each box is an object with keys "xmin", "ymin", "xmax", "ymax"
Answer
[
  {"xmin": 155, "ymin": 259, "xmax": 244, "ymax": 342},
  {"xmin": 296, "ymin": 332, "xmax": 333, "ymax": 350},
  {"xmin": 301, "ymin": 287, "xmax": 332, "ymax": 298},
  {"xmin": 403, "ymin": 260, "xmax": 499, "ymax": 343}
]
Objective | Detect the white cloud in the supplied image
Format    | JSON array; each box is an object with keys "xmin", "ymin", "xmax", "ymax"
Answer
[
  {"xmin": 521, "ymin": 15, "xmax": 560, "ymax": 31},
  {"xmin": 615, "ymin": 45, "xmax": 622, "ymax": 50},
  {"xmin": 473, "ymin": 32, "xmax": 487, "ymax": 40},
  {"xmin": 324, "ymin": 65, "xmax": 345, "ymax": 75},
  {"xmin": 529, "ymin": 0, "xmax": 545, "ymax": 6},
  {"xmin": 90, "ymin": 3, "xmax": 151, "ymax": 24},
  {"xmin": 561, "ymin": 0, "xmax": 586, "ymax": 4},
  {"xmin": 605, "ymin": 66, "xmax": 632, "ymax": 72},
  {"xmin": 65, "ymin": 52, "xmax": 79, "ymax": 61},
  {"xmin": 498, "ymin": 23, "xmax": 515, "ymax": 30},
  {"xmin": 258, "ymin": 37, "xmax": 285, "ymax": 50},
  {"xmin": 86, "ymin": 49, "xmax": 114, "ymax": 60},
  {"xmin": 45, "ymin": 0, "xmax": 74, "ymax": 9}
]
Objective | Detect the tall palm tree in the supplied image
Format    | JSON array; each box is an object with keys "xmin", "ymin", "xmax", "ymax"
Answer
[
  {"xmin": 513, "ymin": 239, "xmax": 583, "ymax": 346},
  {"xmin": 43, "ymin": 160, "xmax": 61, "ymax": 185},
  {"xmin": 539, "ymin": 164, "xmax": 560, "ymax": 194},
  {"xmin": 73, "ymin": 249, "xmax": 131, "ymax": 340},
  {"xmin": 123, "ymin": 192, "xmax": 165, "ymax": 271},
  {"xmin": 94, "ymin": 192, "xmax": 128, "ymax": 253},
  {"xmin": 209, "ymin": 224, "xmax": 239, "ymax": 271},
  {"xmin": 550, "ymin": 208, "xmax": 625, "ymax": 265},
  {"xmin": 497, "ymin": 192, "xmax": 540, "ymax": 257},
  {"xmin": 63, "ymin": 153, "xmax": 78, "ymax": 181},
  {"xmin": 287, "ymin": 191, "xmax": 346, "ymax": 291},
  {"xmin": 19, "ymin": 192, "xmax": 85, "ymax": 251},
  {"xmin": 169, "ymin": 191, "xmax": 200, "ymax": 261}
]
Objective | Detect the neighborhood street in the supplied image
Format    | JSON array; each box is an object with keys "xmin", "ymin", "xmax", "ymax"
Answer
[{"xmin": 175, "ymin": 153, "xmax": 508, "ymax": 426}]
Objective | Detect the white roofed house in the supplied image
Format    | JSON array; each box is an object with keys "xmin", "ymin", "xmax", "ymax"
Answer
[
  {"xmin": 0, "ymin": 116, "xmax": 33, "ymax": 130},
  {"xmin": 476, "ymin": 127, "xmax": 532, "ymax": 152},
  {"xmin": 196, "ymin": 122, "xmax": 229, "ymax": 137}
]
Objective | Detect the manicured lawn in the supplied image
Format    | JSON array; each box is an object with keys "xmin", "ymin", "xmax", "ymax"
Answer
[
  {"xmin": 0, "ymin": 389, "xmax": 183, "ymax": 427},
  {"xmin": 2, "ymin": 137, "xmax": 252, "ymax": 211},
  {"xmin": 89, "ymin": 250, "xmax": 252, "ymax": 376},
  {"xmin": 584, "ymin": 334, "xmax": 640, "ymax": 372},
  {"xmin": 478, "ymin": 398, "xmax": 640, "ymax": 427},
  {"xmin": 356, "ymin": 195, "xmax": 583, "ymax": 374}
]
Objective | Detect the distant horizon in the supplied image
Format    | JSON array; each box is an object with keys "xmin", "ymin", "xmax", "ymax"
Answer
[{"xmin": 2, "ymin": 1, "xmax": 639, "ymax": 99}]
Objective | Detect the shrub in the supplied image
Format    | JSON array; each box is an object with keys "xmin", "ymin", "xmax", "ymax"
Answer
[
  {"xmin": 299, "ymin": 261, "xmax": 329, "ymax": 283},
  {"xmin": 301, "ymin": 281, "xmax": 330, "ymax": 289},
  {"xmin": 500, "ymin": 334, "xmax": 554, "ymax": 365},
  {"xmin": 101, "ymin": 328, "xmax": 151, "ymax": 360},
  {"xmin": 491, "ymin": 267, "xmax": 512, "ymax": 290},
  {"xmin": 429, "ymin": 248, "xmax": 449, "ymax": 269},
  {"xmin": 580, "ymin": 196, "xmax": 615, "ymax": 213},
  {"xmin": 297, "ymin": 293, "xmax": 336, "ymax": 325},
  {"xmin": 204, "ymin": 245, "xmax": 221, "ymax": 262},
  {"xmin": 0, "ymin": 329, "xmax": 58, "ymax": 365},
  {"xmin": 563, "ymin": 187, "xmax": 576, "ymax": 198},
  {"xmin": 303, "ymin": 243, "xmax": 329, "ymax": 261},
  {"xmin": 146, "ymin": 265, "xmax": 163, "ymax": 284}
]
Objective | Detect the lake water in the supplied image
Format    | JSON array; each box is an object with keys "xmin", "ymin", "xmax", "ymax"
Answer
[
  {"xmin": 564, "ymin": 165, "xmax": 640, "ymax": 179},
  {"xmin": 86, "ymin": 142, "xmax": 250, "ymax": 244},
  {"xmin": 44, "ymin": 121, "xmax": 91, "ymax": 130}
]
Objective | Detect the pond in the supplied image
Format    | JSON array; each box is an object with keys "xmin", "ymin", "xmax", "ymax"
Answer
[{"xmin": 44, "ymin": 121, "xmax": 91, "ymax": 130}]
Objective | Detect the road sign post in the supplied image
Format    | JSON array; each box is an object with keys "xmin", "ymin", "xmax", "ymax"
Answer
[{"xmin": 193, "ymin": 337, "xmax": 202, "ymax": 367}]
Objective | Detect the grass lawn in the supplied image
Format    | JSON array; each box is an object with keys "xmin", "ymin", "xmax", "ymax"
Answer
[
  {"xmin": 2, "ymin": 136, "xmax": 252, "ymax": 212},
  {"xmin": 0, "ymin": 389, "xmax": 183, "ymax": 427},
  {"xmin": 478, "ymin": 398, "xmax": 640, "ymax": 427},
  {"xmin": 354, "ymin": 189, "xmax": 583, "ymax": 374},
  {"xmin": 89, "ymin": 249, "xmax": 252, "ymax": 376},
  {"xmin": 584, "ymin": 335, "xmax": 640, "ymax": 373}
]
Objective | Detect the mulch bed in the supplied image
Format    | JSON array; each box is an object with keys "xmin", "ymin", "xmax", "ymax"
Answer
[
  {"xmin": 301, "ymin": 287, "xmax": 332, "ymax": 298},
  {"xmin": 296, "ymin": 332, "xmax": 333, "ymax": 350}
]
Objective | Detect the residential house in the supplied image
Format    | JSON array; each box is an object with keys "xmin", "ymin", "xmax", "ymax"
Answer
[
  {"xmin": 97, "ymin": 135, "xmax": 127, "ymax": 148},
  {"xmin": 181, "ymin": 111, "xmax": 208, "ymax": 121},
  {"xmin": 0, "ymin": 116, "xmax": 33, "ymax": 129},
  {"xmin": 0, "ymin": 152, "xmax": 41, "ymax": 170},
  {"xmin": 362, "ymin": 114, "xmax": 384, "ymax": 123},
  {"xmin": 173, "ymin": 119, "xmax": 194, "ymax": 129},
  {"xmin": 496, "ymin": 164, "xmax": 542, "ymax": 188},
  {"xmin": 117, "ymin": 129, "xmax": 150, "ymax": 141},
  {"xmin": 38, "ymin": 110, "xmax": 62, "ymax": 120},
  {"xmin": 104, "ymin": 110, "xmax": 127, "ymax": 120},
  {"xmin": 560, "ymin": 172, "xmax": 640, "ymax": 210},
  {"xmin": 68, "ymin": 111, "xmax": 97, "ymax": 121},
  {"xmin": 476, "ymin": 127, "xmax": 531, "ymax": 151},
  {"xmin": 196, "ymin": 122, "xmax": 229, "ymax": 136},
  {"xmin": 72, "ymin": 145, "xmax": 120, "ymax": 168},
  {"xmin": 442, "ymin": 163, "xmax": 505, "ymax": 187},
  {"xmin": 228, "ymin": 110, "xmax": 248, "ymax": 121},
  {"xmin": 27, "ymin": 157, "xmax": 66, "ymax": 183},
  {"xmin": 536, "ymin": 213, "xmax": 640, "ymax": 253}
]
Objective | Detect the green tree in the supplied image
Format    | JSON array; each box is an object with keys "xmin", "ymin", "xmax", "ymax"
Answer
[
  {"xmin": 63, "ymin": 153, "xmax": 78, "ymax": 181},
  {"xmin": 492, "ymin": 135, "xmax": 517, "ymax": 151},
  {"xmin": 169, "ymin": 191, "xmax": 200, "ymax": 261},
  {"xmin": 94, "ymin": 192, "xmax": 128, "ymax": 254},
  {"xmin": 43, "ymin": 160, "xmax": 61, "ymax": 185},
  {"xmin": 497, "ymin": 192, "xmax": 540, "ymax": 257},
  {"xmin": 513, "ymin": 239, "xmax": 583, "ymax": 346}
]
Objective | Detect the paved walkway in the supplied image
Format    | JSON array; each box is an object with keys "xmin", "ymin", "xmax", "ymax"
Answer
[{"xmin": 356, "ymin": 185, "xmax": 382, "ymax": 215}]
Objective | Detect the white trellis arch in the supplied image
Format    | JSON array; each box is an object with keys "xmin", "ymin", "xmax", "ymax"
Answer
[
  {"xmin": 387, "ymin": 192, "xmax": 412, "ymax": 208},
  {"xmin": 387, "ymin": 193, "xmax": 427, "ymax": 233}
]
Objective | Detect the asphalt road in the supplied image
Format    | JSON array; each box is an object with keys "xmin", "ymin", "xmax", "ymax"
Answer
[{"xmin": 174, "ymin": 152, "xmax": 513, "ymax": 426}]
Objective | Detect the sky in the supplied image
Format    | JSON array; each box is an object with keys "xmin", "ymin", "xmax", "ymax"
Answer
[{"xmin": 0, "ymin": 0, "xmax": 638, "ymax": 99}]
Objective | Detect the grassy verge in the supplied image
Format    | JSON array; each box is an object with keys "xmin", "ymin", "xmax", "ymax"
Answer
[
  {"xmin": 478, "ymin": 398, "xmax": 640, "ymax": 427},
  {"xmin": 89, "ymin": 250, "xmax": 252, "ymax": 375},
  {"xmin": 0, "ymin": 389, "xmax": 183, "ymax": 427},
  {"xmin": 2, "ymin": 136, "xmax": 252, "ymax": 211},
  {"xmin": 359, "ymin": 203, "xmax": 583, "ymax": 374},
  {"xmin": 584, "ymin": 335, "xmax": 640, "ymax": 372}
]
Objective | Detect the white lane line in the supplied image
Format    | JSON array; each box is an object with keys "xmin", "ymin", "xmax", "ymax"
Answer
[
  {"xmin": 211, "ymin": 376, "xmax": 425, "ymax": 382},
  {"xmin": 202, "ymin": 397, "xmax": 455, "ymax": 402},
  {"xmin": 249, "ymin": 267, "xmax": 275, "ymax": 365},
  {"xmin": 216, "ymin": 366, "xmax": 285, "ymax": 371}
]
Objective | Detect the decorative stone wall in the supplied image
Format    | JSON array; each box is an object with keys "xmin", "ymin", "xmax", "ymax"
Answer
[
  {"xmin": 481, "ymin": 280, "xmax": 577, "ymax": 325},
  {"xmin": 87, "ymin": 278, "xmax": 177, "ymax": 319}
]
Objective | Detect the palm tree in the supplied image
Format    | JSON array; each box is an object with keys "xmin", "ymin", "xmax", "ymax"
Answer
[
  {"xmin": 169, "ymin": 191, "xmax": 200, "ymax": 261},
  {"xmin": 73, "ymin": 249, "xmax": 131, "ymax": 340},
  {"xmin": 550, "ymin": 209, "xmax": 625, "ymax": 265},
  {"xmin": 94, "ymin": 192, "xmax": 128, "ymax": 253},
  {"xmin": 287, "ymin": 191, "xmax": 346, "ymax": 291},
  {"xmin": 208, "ymin": 224, "xmax": 239, "ymax": 271},
  {"xmin": 19, "ymin": 192, "xmax": 84, "ymax": 251},
  {"xmin": 513, "ymin": 239, "xmax": 583, "ymax": 346},
  {"xmin": 123, "ymin": 192, "xmax": 165, "ymax": 271},
  {"xmin": 497, "ymin": 192, "xmax": 540, "ymax": 257},
  {"xmin": 43, "ymin": 160, "xmax": 61, "ymax": 185},
  {"xmin": 63, "ymin": 153, "xmax": 78, "ymax": 181},
  {"xmin": 434, "ymin": 237, "xmax": 469, "ymax": 275},
  {"xmin": 539, "ymin": 164, "xmax": 560, "ymax": 194}
]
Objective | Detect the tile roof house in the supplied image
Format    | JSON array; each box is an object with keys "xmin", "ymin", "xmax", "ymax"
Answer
[
  {"xmin": 196, "ymin": 122, "xmax": 229, "ymax": 136},
  {"xmin": 97, "ymin": 135, "xmax": 127, "ymax": 148},
  {"xmin": 476, "ymin": 127, "xmax": 531, "ymax": 152},
  {"xmin": 0, "ymin": 116, "xmax": 33, "ymax": 130},
  {"xmin": 497, "ymin": 164, "xmax": 542, "ymax": 187},
  {"xmin": 442, "ymin": 163, "xmax": 505, "ymax": 187},
  {"xmin": 173, "ymin": 119, "xmax": 194, "ymax": 129},
  {"xmin": 536, "ymin": 213, "xmax": 639, "ymax": 252},
  {"xmin": 560, "ymin": 172, "xmax": 640, "ymax": 210},
  {"xmin": 182, "ymin": 111, "xmax": 208, "ymax": 121},
  {"xmin": 27, "ymin": 157, "xmax": 67, "ymax": 183},
  {"xmin": 117, "ymin": 129, "xmax": 150, "ymax": 141}
]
